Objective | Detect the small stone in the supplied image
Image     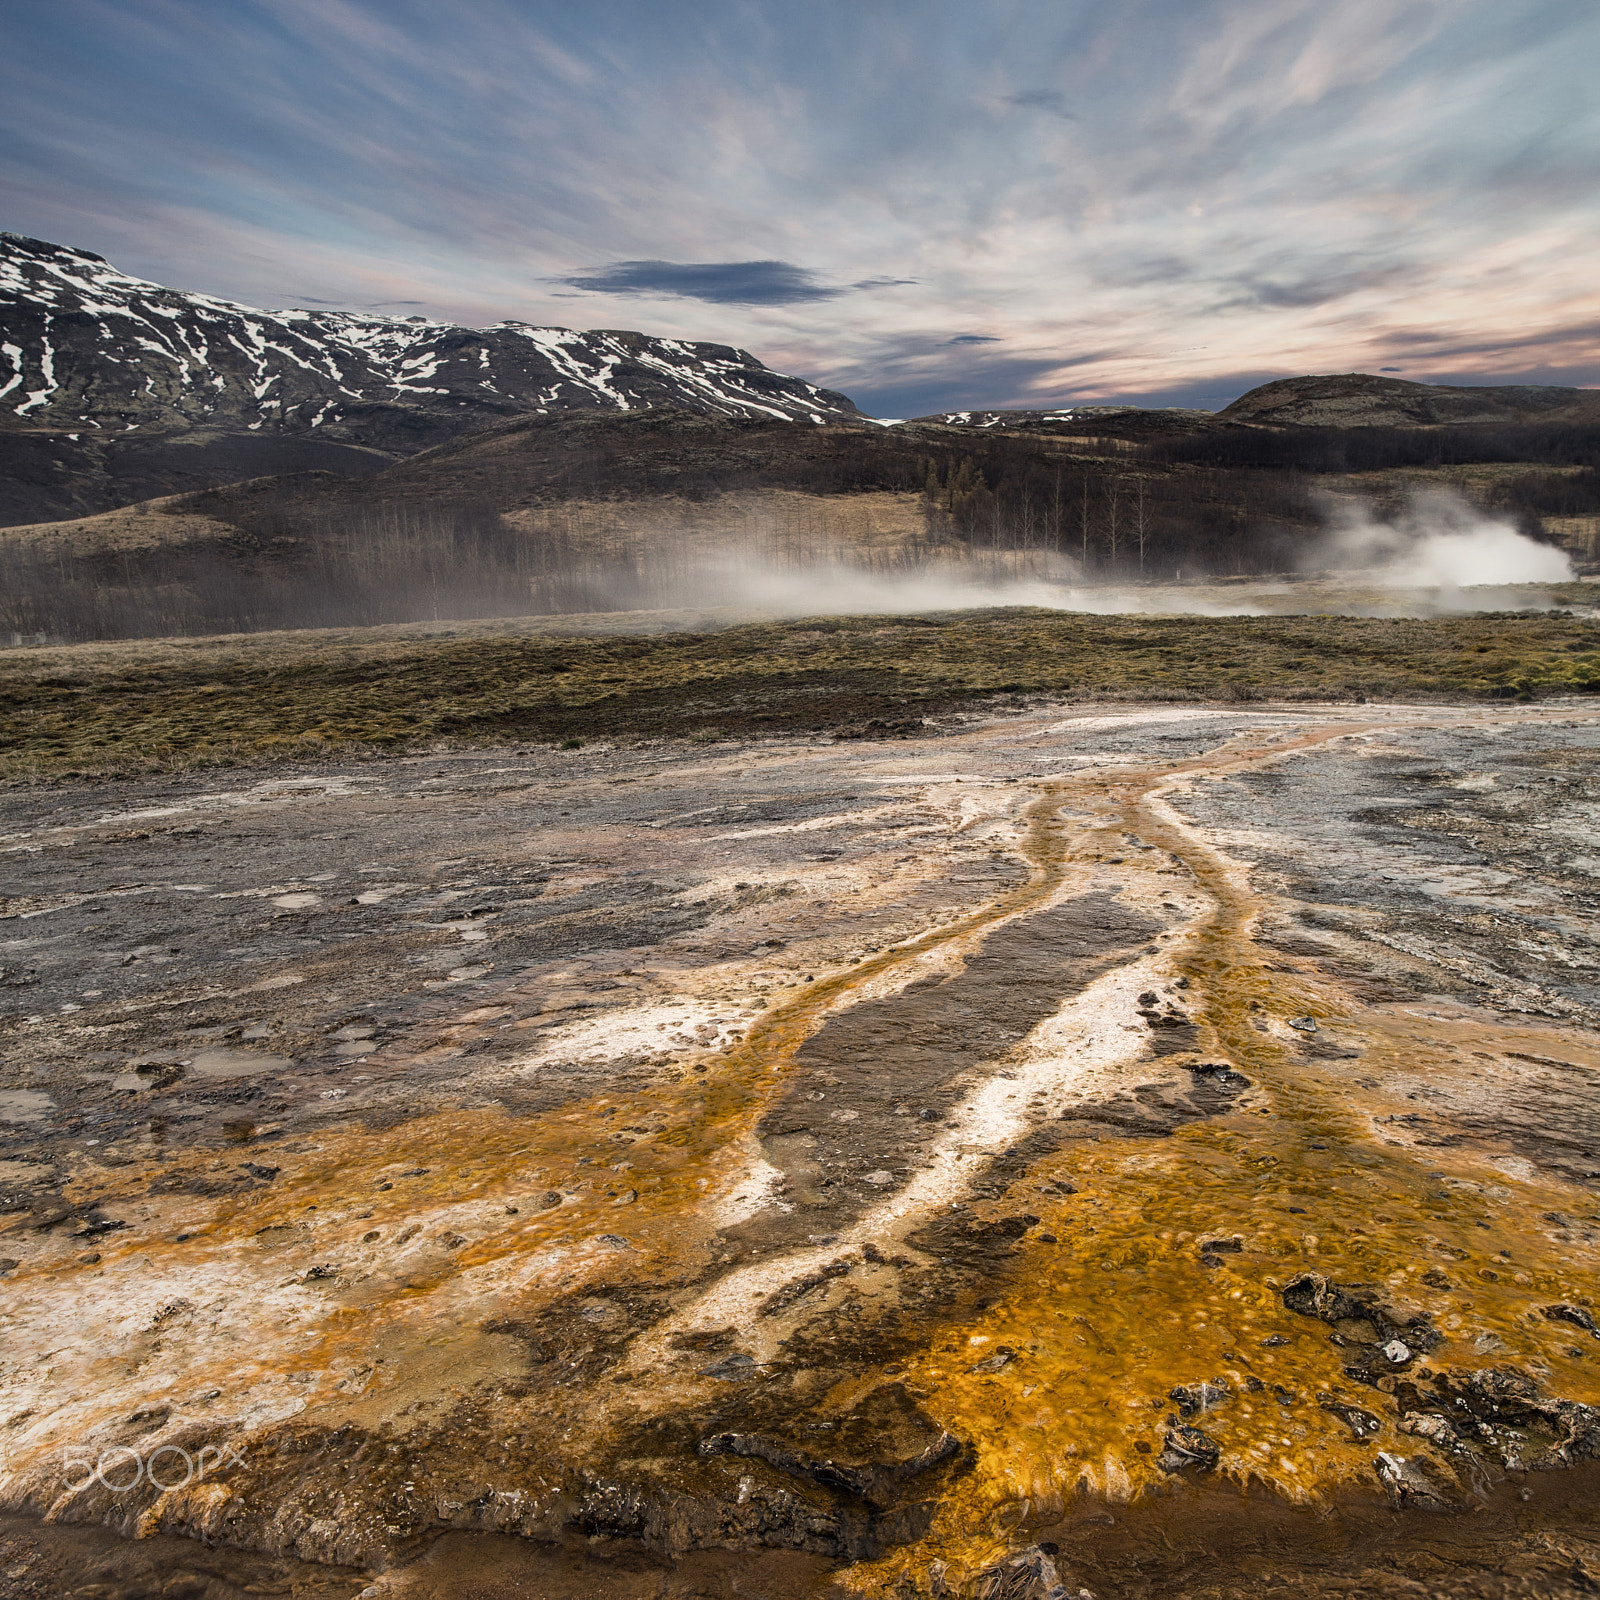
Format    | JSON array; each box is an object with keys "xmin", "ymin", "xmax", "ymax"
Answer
[
  {"xmin": 1543, "ymin": 1303, "xmax": 1600, "ymax": 1338},
  {"xmin": 1382, "ymin": 1339, "xmax": 1413, "ymax": 1365},
  {"xmin": 1287, "ymin": 1016, "xmax": 1318, "ymax": 1031},
  {"xmin": 1157, "ymin": 1423, "xmax": 1220, "ymax": 1472},
  {"xmin": 968, "ymin": 1347, "xmax": 1014, "ymax": 1374},
  {"xmin": 1170, "ymin": 1379, "xmax": 1230, "ymax": 1418},
  {"xmin": 1318, "ymin": 1393, "xmax": 1382, "ymax": 1441},
  {"xmin": 699, "ymin": 1352, "xmax": 757, "ymax": 1381}
]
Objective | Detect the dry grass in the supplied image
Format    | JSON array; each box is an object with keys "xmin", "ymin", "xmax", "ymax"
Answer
[{"xmin": 3, "ymin": 603, "xmax": 1599, "ymax": 779}]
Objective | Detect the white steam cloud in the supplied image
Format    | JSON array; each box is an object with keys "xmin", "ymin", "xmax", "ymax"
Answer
[{"xmin": 1309, "ymin": 489, "xmax": 1575, "ymax": 589}]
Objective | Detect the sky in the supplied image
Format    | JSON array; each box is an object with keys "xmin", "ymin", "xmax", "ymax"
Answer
[{"xmin": 2, "ymin": 0, "xmax": 1598, "ymax": 417}]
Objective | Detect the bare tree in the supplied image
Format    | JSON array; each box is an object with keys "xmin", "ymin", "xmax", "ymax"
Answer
[
  {"xmin": 1104, "ymin": 476, "xmax": 1122, "ymax": 570},
  {"xmin": 1079, "ymin": 474, "xmax": 1092, "ymax": 572},
  {"xmin": 1134, "ymin": 475, "xmax": 1151, "ymax": 575}
]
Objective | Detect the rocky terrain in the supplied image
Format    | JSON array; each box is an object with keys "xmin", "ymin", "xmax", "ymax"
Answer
[
  {"xmin": 0, "ymin": 233, "xmax": 865, "ymax": 524},
  {"xmin": 2, "ymin": 695, "xmax": 1599, "ymax": 1596}
]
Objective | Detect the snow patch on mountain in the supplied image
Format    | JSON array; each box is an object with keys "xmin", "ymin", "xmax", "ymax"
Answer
[{"xmin": 0, "ymin": 233, "xmax": 865, "ymax": 447}]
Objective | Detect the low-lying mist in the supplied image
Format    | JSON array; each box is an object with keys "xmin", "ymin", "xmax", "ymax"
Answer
[
  {"xmin": 556, "ymin": 489, "xmax": 1582, "ymax": 620},
  {"xmin": 1, "ymin": 489, "xmax": 1586, "ymax": 646}
]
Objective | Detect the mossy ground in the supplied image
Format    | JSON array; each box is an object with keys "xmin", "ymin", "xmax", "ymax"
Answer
[{"xmin": 3, "ymin": 604, "xmax": 1599, "ymax": 779}]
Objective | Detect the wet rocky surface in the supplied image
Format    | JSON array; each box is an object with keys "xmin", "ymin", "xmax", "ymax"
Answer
[{"xmin": 2, "ymin": 699, "xmax": 1599, "ymax": 1597}]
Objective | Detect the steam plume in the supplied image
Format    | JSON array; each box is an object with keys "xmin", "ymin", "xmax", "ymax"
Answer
[{"xmin": 1309, "ymin": 490, "xmax": 1574, "ymax": 588}]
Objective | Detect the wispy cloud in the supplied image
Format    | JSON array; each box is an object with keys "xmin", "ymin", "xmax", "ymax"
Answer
[{"xmin": 1, "ymin": 0, "xmax": 1596, "ymax": 415}]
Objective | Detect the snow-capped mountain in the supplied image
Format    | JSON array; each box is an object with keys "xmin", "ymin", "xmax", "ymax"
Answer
[{"xmin": 0, "ymin": 233, "xmax": 865, "ymax": 451}]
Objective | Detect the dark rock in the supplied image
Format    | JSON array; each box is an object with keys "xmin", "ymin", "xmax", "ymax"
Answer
[
  {"xmin": 1283, "ymin": 1272, "xmax": 1365, "ymax": 1323},
  {"xmin": 1408, "ymin": 1364, "xmax": 1600, "ymax": 1471},
  {"xmin": 698, "ymin": 1383, "xmax": 961, "ymax": 1510},
  {"xmin": 1281, "ymin": 1271, "xmax": 1443, "ymax": 1358},
  {"xmin": 73, "ymin": 1214, "xmax": 130, "ymax": 1239},
  {"xmin": 1373, "ymin": 1450, "xmax": 1465, "ymax": 1510},
  {"xmin": 972, "ymin": 1543, "xmax": 1073, "ymax": 1599},
  {"xmin": 1544, "ymin": 1303, "xmax": 1600, "ymax": 1338},
  {"xmin": 1317, "ymin": 1393, "xmax": 1383, "ymax": 1441},
  {"xmin": 1185, "ymin": 1061, "xmax": 1251, "ymax": 1089},
  {"xmin": 1156, "ymin": 1423, "xmax": 1221, "ymax": 1472},
  {"xmin": 1169, "ymin": 1379, "xmax": 1230, "ymax": 1418},
  {"xmin": 699, "ymin": 1353, "xmax": 759, "ymax": 1383}
]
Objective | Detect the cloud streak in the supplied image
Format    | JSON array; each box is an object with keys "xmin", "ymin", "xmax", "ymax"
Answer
[
  {"xmin": 1, "ymin": 0, "xmax": 1597, "ymax": 415},
  {"xmin": 557, "ymin": 259, "xmax": 914, "ymax": 305}
]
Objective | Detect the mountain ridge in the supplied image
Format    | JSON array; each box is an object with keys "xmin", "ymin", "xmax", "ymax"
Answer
[
  {"xmin": 0, "ymin": 232, "xmax": 865, "ymax": 445},
  {"xmin": 1217, "ymin": 371, "xmax": 1600, "ymax": 428},
  {"xmin": 0, "ymin": 231, "xmax": 876, "ymax": 522}
]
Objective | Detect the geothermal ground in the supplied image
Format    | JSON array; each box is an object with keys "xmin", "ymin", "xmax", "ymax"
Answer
[{"xmin": 2, "ymin": 697, "xmax": 1600, "ymax": 1598}]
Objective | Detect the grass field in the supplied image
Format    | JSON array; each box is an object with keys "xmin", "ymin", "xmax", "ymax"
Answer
[{"xmin": 3, "ymin": 601, "xmax": 1599, "ymax": 778}]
